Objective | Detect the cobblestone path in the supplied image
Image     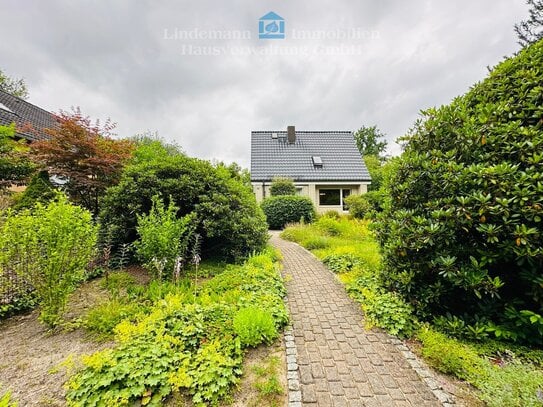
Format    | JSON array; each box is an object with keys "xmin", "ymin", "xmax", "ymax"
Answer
[{"xmin": 270, "ymin": 233, "xmax": 445, "ymax": 407}]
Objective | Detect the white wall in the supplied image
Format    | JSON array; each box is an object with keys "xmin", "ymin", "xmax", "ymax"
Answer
[{"xmin": 252, "ymin": 181, "xmax": 370, "ymax": 214}]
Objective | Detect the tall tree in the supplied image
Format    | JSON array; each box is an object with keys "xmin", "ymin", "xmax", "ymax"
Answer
[
  {"xmin": 31, "ymin": 108, "xmax": 134, "ymax": 214},
  {"xmin": 0, "ymin": 123, "xmax": 35, "ymax": 189},
  {"xmin": 353, "ymin": 125, "xmax": 388, "ymax": 158},
  {"xmin": 0, "ymin": 68, "xmax": 29, "ymax": 99},
  {"xmin": 515, "ymin": 0, "xmax": 543, "ymax": 47}
]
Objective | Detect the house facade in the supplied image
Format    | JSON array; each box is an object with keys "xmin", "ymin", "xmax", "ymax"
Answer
[{"xmin": 250, "ymin": 126, "xmax": 371, "ymax": 214}]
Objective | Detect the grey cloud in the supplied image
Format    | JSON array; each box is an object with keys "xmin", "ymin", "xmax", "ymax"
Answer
[{"xmin": 0, "ymin": 0, "xmax": 530, "ymax": 166}]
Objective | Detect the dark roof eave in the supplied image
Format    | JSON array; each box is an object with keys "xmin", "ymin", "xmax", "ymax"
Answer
[{"xmin": 250, "ymin": 177, "xmax": 372, "ymax": 183}]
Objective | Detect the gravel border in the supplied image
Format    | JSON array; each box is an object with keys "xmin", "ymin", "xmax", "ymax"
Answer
[
  {"xmin": 389, "ymin": 337, "xmax": 456, "ymax": 406},
  {"xmin": 284, "ymin": 324, "xmax": 302, "ymax": 407}
]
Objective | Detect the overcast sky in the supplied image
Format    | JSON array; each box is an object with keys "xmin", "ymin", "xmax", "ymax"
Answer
[{"xmin": 0, "ymin": 0, "xmax": 529, "ymax": 167}]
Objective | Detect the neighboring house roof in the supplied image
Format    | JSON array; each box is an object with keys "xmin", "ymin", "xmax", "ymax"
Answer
[
  {"xmin": 0, "ymin": 89, "xmax": 57, "ymax": 141},
  {"xmin": 251, "ymin": 130, "xmax": 371, "ymax": 182}
]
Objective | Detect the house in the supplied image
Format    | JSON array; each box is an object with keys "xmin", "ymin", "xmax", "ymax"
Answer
[
  {"xmin": 250, "ymin": 126, "xmax": 371, "ymax": 213},
  {"xmin": 0, "ymin": 89, "xmax": 57, "ymax": 141}
]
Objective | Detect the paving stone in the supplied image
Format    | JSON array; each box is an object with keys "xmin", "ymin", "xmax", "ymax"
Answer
[
  {"xmin": 302, "ymin": 384, "xmax": 317, "ymax": 403},
  {"xmin": 269, "ymin": 234, "xmax": 445, "ymax": 407}
]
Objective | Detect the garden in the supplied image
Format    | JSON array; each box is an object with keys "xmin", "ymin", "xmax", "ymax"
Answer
[
  {"xmin": 0, "ymin": 116, "xmax": 286, "ymax": 406},
  {"xmin": 1, "ymin": 25, "xmax": 543, "ymax": 407},
  {"xmin": 280, "ymin": 38, "xmax": 543, "ymax": 406}
]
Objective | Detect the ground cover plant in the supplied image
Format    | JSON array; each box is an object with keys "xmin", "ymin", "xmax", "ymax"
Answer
[
  {"xmin": 66, "ymin": 247, "xmax": 288, "ymax": 406},
  {"xmin": 282, "ymin": 215, "xmax": 543, "ymax": 405}
]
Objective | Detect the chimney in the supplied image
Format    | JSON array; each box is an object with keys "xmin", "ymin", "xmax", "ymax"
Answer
[{"xmin": 287, "ymin": 125, "xmax": 296, "ymax": 144}]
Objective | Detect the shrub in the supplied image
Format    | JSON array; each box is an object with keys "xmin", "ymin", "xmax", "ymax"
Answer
[
  {"xmin": 101, "ymin": 271, "xmax": 138, "ymax": 299},
  {"xmin": 344, "ymin": 195, "xmax": 372, "ymax": 219},
  {"xmin": 134, "ymin": 195, "xmax": 196, "ymax": 279},
  {"xmin": 376, "ymin": 39, "xmax": 543, "ymax": 344},
  {"xmin": 315, "ymin": 217, "xmax": 342, "ymax": 236},
  {"xmin": 322, "ymin": 253, "xmax": 360, "ymax": 273},
  {"xmin": 84, "ymin": 300, "xmax": 144, "ymax": 337},
  {"xmin": 364, "ymin": 189, "xmax": 387, "ymax": 213},
  {"xmin": 269, "ymin": 177, "xmax": 296, "ymax": 196},
  {"xmin": 261, "ymin": 195, "xmax": 315, "ymax": 229},
  {"xmin": 346, "ymin": 270, "xmax": 416, "ymax": 337},
  {"xmin": 233, "ymin": 307, "xmax": 278, "ymax": 347},
  {"xmin": 0, "ymin": 195, "xmax": 97, "ymax": 327},
  {"xmin": 322, "ymin": 210, "xmax": 341, "ymax": 219},
  {"xmin": 301, "ymin": 236, "xmax": 330, "ymax": 250},
  {"xmin": 99, "ymin": 146, "xmax": 267, "ymax": 261},
  {"xmin": 12, "ymin": 170, "xmax": 56, "ymax": 210}
]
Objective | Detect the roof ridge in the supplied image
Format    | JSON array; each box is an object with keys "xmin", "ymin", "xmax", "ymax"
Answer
[{"xmin": 0, "ymin": 88, "xmax": 56, "ymax": 118}]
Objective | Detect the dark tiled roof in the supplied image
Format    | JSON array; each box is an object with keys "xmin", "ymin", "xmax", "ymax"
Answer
[
  {"xmin": 0, "ymin": 89, "xmax": 57, "ymax": 140},
  {"xmin": 251, "ymin": 130, "xmax": 371, "ymax": 182}
]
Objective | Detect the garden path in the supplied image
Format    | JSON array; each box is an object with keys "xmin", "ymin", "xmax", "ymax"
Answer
[{"xmin": 270, "ymin": 232, "xmax": 449, "ymax": 407}]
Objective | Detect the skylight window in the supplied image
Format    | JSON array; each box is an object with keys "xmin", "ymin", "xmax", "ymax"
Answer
[
  {"xmin": 312, "ymin": 156, "xmax": 323, "ymax": 167},
  {"xmin": 271, "ymin": 132, "xmax": 278, "ymax": 139}
]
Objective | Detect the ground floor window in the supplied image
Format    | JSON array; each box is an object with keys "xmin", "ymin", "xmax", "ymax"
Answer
[{"xmin": 319, "ymin": 188, "xmax": 351, "ymax": 210}]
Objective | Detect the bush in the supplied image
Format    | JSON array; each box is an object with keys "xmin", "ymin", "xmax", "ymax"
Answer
[
  {"xmin": 0, "ymin": 195, "xmax": 97, "ymax": 327},
  {"xmin": 134, "ymin": 195, "xmax": 196, "ymax": 279},
  {"xmin": 99, "ymin": 145, "xmax": 267, "ymax": 261},
  {"xmin": 261, "ymin": 195, "xmax": 315, "ymax": 229},
  {"xmin": 322, "ymin": 210, "xmax": 341, "ymax": 219},
  {"xmin": 322, "ymin": 253, "xmax": 360, "ymax": 273},
  {"xmin": 315, "ymin": 217, "xmax": 342, "ymax": 236},
  {"xmin": 376, "ymin": 39, "xmax": 543, "ymax": 344},
  {"xmin": 344, "ymin": 195, "xmax": 372, "ymax": 219},
  {"xmin": 269, "ymin": 177, "xmax": 296, "ymax": 196},
  {"xmin": 12, "ymin": 170, "xmax": 56, "ymax": 210},
  {"xmin": 84, "ymin": 300, "xmax": 144, "ymax": 337},
  {"xmin": 301, "ymin": 236, "xmax": 330, "ymax": 250},
  {"xmin": 233, "ymin": 307, "xmax": 278, "ymax": 347},
  {"xmin": 346, "ymin": 270, "xmax": 416, "ymax": 337}
]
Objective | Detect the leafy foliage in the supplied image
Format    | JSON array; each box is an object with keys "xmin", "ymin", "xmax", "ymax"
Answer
[
  {"xmin": 353, "ymin": 125, "xmax": 387, "ymax": 158},
  {"xmin": 0, "ymin": 124, "xmax": 35, "ymax": 189},
  {"xmin": 515, "ymin": 1, "xmax": 543, "ymax": 47},
  {"xmin": 233, "ymin": 307, "xmax": 278, "ymax": 347},
  {"xmin": 418, "ymin": 327, "xmax": 543, "ymax": 407},
  {"xmin": 344, "ymin": 195, "xmax": 372, "ymax": 219},
  {"xmin": 261, "ymin": 195, "xmax": 315, "ymax": 229},
  {"xmin": 30, "ymin": 109, "xmax": 134, "ymax": 214},
  {"xmin": 66, "ymin": 249, "xmax": 288, "ymax": 406},
  {"xmin": 376, "ymin": 40, "xmax": 543, "ymax": 345},
  {"xmin": 100, "ymin": 142, "xmax": 267, "ymax": 261},
  {"xmin": 134, "ymin": 195, "xmax": 196, "ymax": 279},
  {"xmin": 269, "ymin": 177, "xmax": 296, "ymax": 196},
  {"xmin": 84, "ymin": 300, "xmax": 144, "ymax": 338},
  {"xmin": 12, "ymin": 170, "xmax": 55, "ymax": 210},
  {"xmin": 0, "ymin": 194, "xmax": 97, "ymax": 327},
  {"xmin": 0, "ymin": 68, "xmax": 28, "ymax": 99}
]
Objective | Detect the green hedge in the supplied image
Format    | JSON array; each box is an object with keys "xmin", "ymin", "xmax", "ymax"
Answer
[
  {"xmin": 99, "ymin": 146, "xmax": 267, "ymax": 261},
  {"xmin": 376, "ymin": 39, "xmax": 543, "ymax": 344},
  {"xmin": 261, "ymin": 196, "xmax": 315, "ymax": 229},
  {"xmin": 269, "ymin": 177, "xmax": 296, "ymax": 196}
]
